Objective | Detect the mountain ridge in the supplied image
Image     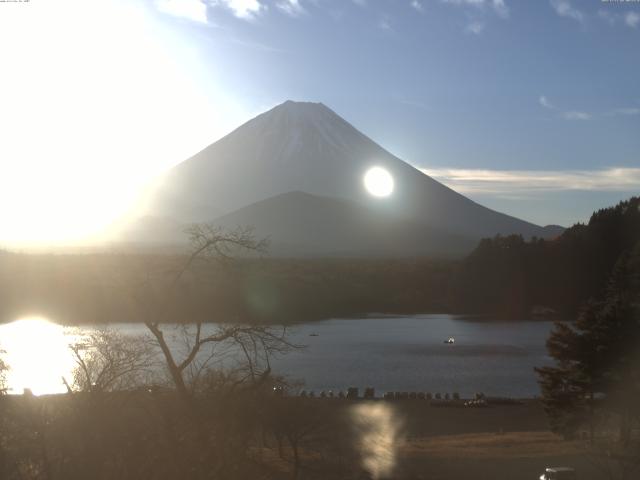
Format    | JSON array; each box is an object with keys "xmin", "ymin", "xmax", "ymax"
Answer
[
  {"xmin": 210, "ymin": 190, "xmax": 477, "ymax": 257},
  {"xmin": 130, "ymin": 100, "xmax": 562, "ymax": 256}
]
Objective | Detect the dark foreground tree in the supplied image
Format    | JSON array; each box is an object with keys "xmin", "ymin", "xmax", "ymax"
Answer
[{"xmin": 536, "ymin": 242, "xmax": 640, "ymax": 442}]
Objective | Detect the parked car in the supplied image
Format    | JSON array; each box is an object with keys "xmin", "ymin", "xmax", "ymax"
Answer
[{"xmin": 539, "ymin": 467, "xmax": 576, "ymax": 480}]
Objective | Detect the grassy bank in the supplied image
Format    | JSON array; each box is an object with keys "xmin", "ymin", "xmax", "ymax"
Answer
[{"xmin": 0, "ymin": 390, "xmax": 603, "ymax": 480}]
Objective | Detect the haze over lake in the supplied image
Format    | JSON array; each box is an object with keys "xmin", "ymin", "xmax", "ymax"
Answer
[{"xmin": 0, "ymin": 314, "xmax": 553, "ymax": 397}]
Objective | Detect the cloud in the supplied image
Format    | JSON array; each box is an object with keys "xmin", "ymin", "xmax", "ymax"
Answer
[
  {"xmin": 440, "ymin": 0, "xmax": 509, "ymax": 31},
  {"xmin": 440, "ymin": 0, "xmax": 508, "ymax": 17},
  {"xmin": 421, "ymin": 167, "xmax": 640, "ymax": 195},
  {"xmin": 219, "ymin": 0, "xmax": 264, "ymax": 19},
  {"xmin": 441, "ymin": 0, "xmax": 485, "ymax": 6},
  {"xmin": 539, "ymin": 95, "xmax": 556, "ymax": 109},
  {"xmin": 625, "ymin": 11, "xmax": 640, "ymax": 28},
  {"xmin": 156, "ymin": 0, "xmax": 266, "ymax": 23},
  {"xmin": 352, "ymin": 0, "xmax": 366, "ymax": 6},
  {"xmin": 562, "ymin": 111, "xmax": 591, "ymax": 120},
  {"xmin": 277, "ymin": 0, "xmax": 305, "ymax": 16},
  {"xmin": 598, "ymin": 9, "xmax": 616, "ymax": 26},
  {"xmin": 411, "ymin": 0, "xmax": 424, "ymax": 13},
  {"xmin": 491, "ymin": 0, "xmax": 509, "ymax": 19},
  {"xmin": 550, "ymin": 0, "xmax": 584, "ymax": 24},
  {"xmin": 538, "ymin": 95, "xmax": 593, "ymax": 120},
  {"xmin": 598, "ymin": 10, "xmax": 640, "ymax": 28},
  {"xmin": 465, "ymin": 21, "xmax": 485, "ymax": 34},
  {"xmin": 539, "ymin": 95, "xmax": 591, "ymax": 120},
  {"xmin": 610, "ymin": 107, "xmax": 640, "ymax": 116},
  {"xmin": 540, "ymin": 96, "xmax": 640, "ymax": 120},
  {"xmin": 156, "ymin": 0, "xmax": 208, "ymax": 23},
  {"xmin": 379, "ymin": 17, "xmax": 392, "ymax": 31}
]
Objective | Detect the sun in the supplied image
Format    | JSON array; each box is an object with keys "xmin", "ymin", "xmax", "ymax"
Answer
[{"xmin": 364, "ymin": 167, "xmax": 394, "ymax": 197}]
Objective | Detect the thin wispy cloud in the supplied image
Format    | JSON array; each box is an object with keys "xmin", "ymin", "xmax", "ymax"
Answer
[
  {"xmin": 597, "ymin": 9, "xmax": 640, "ymax": 28},
  {"xmin": 411, "ymin": 0, "xmax": 424, "ymax": 13},
  {"xmin": 379, "ymin": 18, "xmax": 392, "ymax": 31},
  {"xmin": 563, "ymin": 111, "xmax": 591, "ymax": 121},
  {"xmin": 598, "ymin": 9, "xmax": 616, "ymax": 26},
  {"xmin": 441, "ymin": 0, "xmax": 486, "ymax": 7},
  {"xmin": 550, "ymin": 0, "xmax": 584, "ymax": 24},
  {"xmin": 156, "ymin": 0, "xmax": 265, "ymax": 22},
  {"xmin": 491, "ymin": 0, "xmax": 509, "ymax": 19},
  {"xmin": 540, "ymin": 95, "xmax": 640, "ymax": 120},
  {"xmin": 539, "ymin": 95, "xmax": 556, "ymax": 109},
  {"xmin": 156, "ymin": 0, "xmax": 208, "ymax": 23},
  {"xmin": 220, "ymin": 0, "xmax": 264, "ymax": 20},
  {"xmin": 609, "ymin": 107, "xmax": 640, "ymax": 116},
  {"xmin": 421, "ymin": 167, "xmax": 640, "ymax": 195},
  {"xmin": 277, "ymin": 0, "xmax": 305, "ymax": 17},
  {"xmin": 465, "ymin": 21, "xmax": 485, "ymax": 34},
  {"xmin": 538, "ymin": 95, "xmax": 593, "ymax": 120},
  {"xmin": 441, "ymin": 0, "xmax": 509, "ymax": 18},
  {"xmin": 626, "ymin": 11, "xmax": 640, "ymax": 28},
  {"xmin": 441, "ymin": 0, "xmax": 508, "ymax": 34}
]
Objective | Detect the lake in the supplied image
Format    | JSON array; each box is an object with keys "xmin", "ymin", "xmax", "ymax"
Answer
[{"xmin": 0, "ymin": 314, "xmax": 555, "ymax": 397}]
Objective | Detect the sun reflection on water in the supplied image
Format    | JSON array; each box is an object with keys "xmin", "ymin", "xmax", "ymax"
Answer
[{"xmin": 0, "ymin": 317, "xmax": 77, "ymax": 395}]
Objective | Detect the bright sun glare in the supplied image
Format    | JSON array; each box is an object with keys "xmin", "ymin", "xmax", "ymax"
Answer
[
  {"xmin": 0, "ymin": 318, "xmax": 76, "ymax": 395},
  {"xmin": 0, "ymin": 1, "xmax": 246, "ymax": 246},
  {"xmin": 364, "ymin": 167, "xmax": 394, "ymax": 197}
]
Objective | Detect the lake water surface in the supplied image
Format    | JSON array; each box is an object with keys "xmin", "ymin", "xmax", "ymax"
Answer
[
  {"xmin": 272, "ymin": 314, "xmax": 554, "ymax": 397},
  {"xmin": 0, "ymin": 314, "xmax": 554, "ymax": 397}
]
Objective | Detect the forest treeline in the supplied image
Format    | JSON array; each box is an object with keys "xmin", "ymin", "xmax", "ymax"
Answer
[
  {"xmin": 1, "ymin": 196, "xmax": 638, "ymax": 324},
  {"xmin": 0, "ymin": 253, "xmax": 452, "ymax": 324},
  {"xmin": 452, "ymin": 196, "xmax": 640, "ymax": 319}
]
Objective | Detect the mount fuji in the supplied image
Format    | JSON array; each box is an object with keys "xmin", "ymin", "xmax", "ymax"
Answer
[{"xmin": 123, "ymin": 101, "xmax": 561, "ymax": 256}]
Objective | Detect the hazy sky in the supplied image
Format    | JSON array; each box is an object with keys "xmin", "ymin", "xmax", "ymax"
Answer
[{"xmin": 1, "ymin": 0, "xmax": 639, "ymax": 244}]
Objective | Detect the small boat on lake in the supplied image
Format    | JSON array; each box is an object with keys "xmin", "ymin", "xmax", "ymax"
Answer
[{"xmin": 444, "ymin": 337, "xmax": 455, "ymax": 344}]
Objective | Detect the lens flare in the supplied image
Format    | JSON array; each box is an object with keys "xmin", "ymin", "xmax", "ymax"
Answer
[{"xmin": 351, "ymin": 403, "xmax": 403, "ymax": 479}]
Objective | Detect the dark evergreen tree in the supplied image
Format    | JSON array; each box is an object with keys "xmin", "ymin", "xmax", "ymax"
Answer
[{"xmin": 535, "ymin": 242, "xmax": 640, "ymax": 442}]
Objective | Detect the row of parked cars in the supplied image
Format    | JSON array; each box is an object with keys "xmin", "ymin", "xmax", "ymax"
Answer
[{"xmin": 281, "ymin": 387, "xmax": 515, "ymax": 403}]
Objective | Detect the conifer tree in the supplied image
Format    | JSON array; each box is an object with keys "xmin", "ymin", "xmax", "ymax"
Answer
[{"xmin": 536, "ymin": 242, "xmax": 640, "ymax": 442}]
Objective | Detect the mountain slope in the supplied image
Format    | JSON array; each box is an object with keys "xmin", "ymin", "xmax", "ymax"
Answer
[
  {"xmin": 211, "ymin": 191, "xmax": 476, "ymax": 257},
  {"xmin": 136, "ymin": 100, "xmax": 560, "ymax": 255}
]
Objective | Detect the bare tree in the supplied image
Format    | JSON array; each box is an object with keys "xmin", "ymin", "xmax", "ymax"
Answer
[
  {"xmin": 66, "ymin": 328, "xmax": 157, "ymax": 393},
  {"xmin": 136, "ymin": 224, "xmax": 296, "ymax": 400}
]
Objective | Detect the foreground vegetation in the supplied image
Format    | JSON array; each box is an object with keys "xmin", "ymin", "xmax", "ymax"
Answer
[{"xmin": 0, "ymin": 389, "xmax": 607, "ymax": 480}]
